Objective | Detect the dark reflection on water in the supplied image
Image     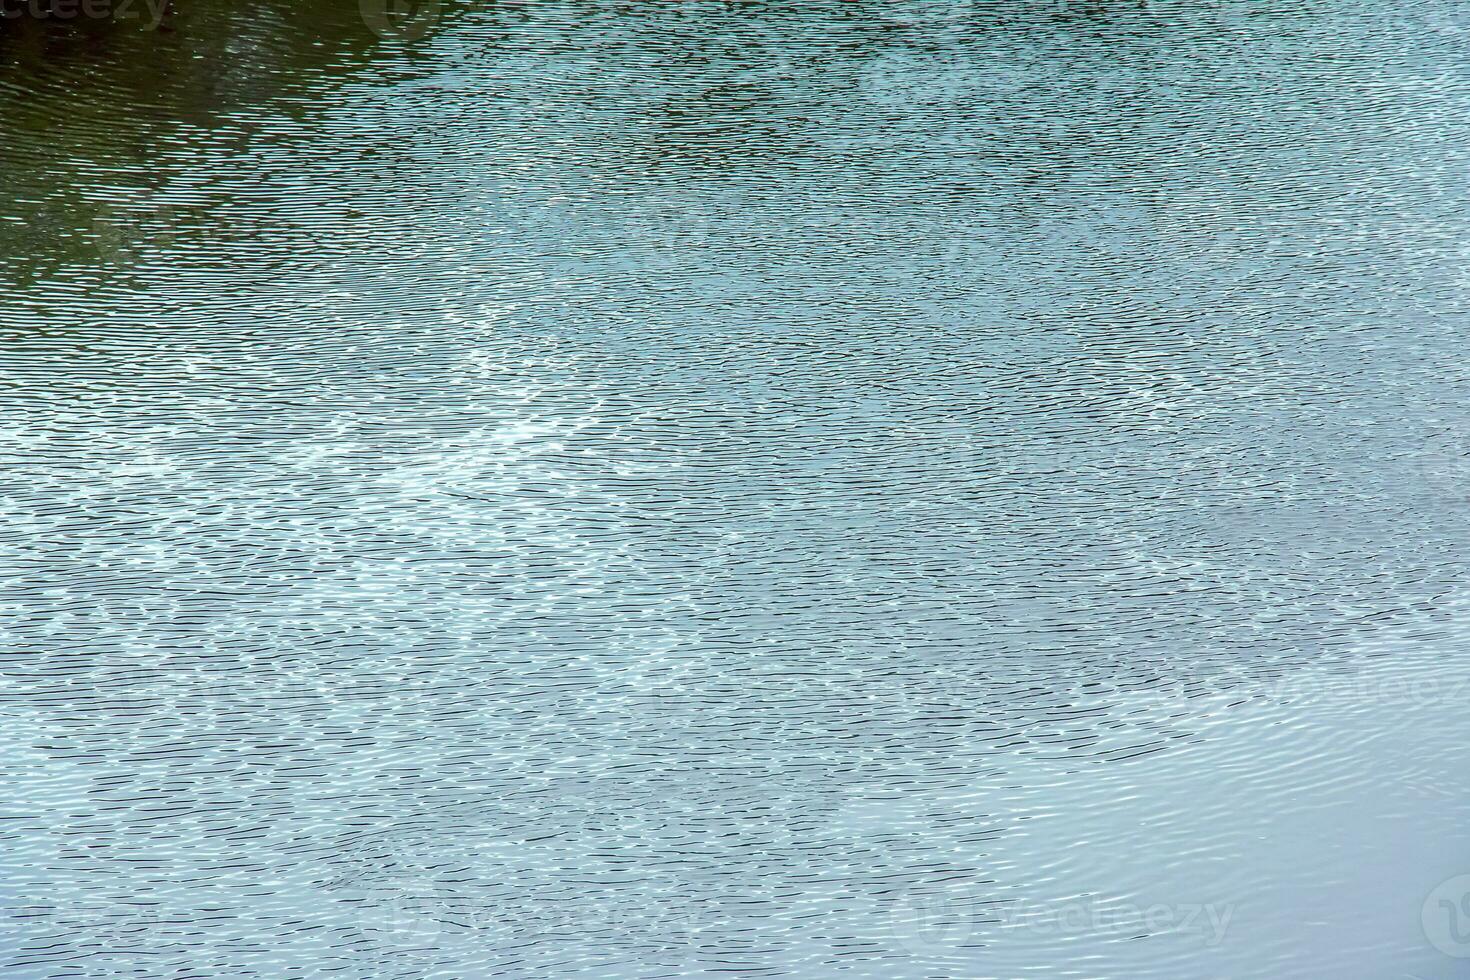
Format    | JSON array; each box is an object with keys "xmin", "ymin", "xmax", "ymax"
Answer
[{"xmin": 5, "ymin": 1, "xmax": 1470, "ymax": 977}]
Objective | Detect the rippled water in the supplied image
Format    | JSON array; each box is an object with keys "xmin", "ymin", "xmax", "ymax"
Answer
[{"xmin": 6, "ymin": 1, "xmax": 1470, "ymax": 977}]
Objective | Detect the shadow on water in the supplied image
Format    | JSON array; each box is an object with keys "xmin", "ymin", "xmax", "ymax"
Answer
[
  {"xmin": 0, "ymin": 0, "xmax": 476, "ymax": 286},
  {"xmin": 0, "ymin": 0, "xmax": 1321, "ymax": 291}
]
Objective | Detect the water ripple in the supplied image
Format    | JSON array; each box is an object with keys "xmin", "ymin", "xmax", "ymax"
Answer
[{"xmin": 5, "ymin": 1, "xmax": 1470, "ymax": 977}]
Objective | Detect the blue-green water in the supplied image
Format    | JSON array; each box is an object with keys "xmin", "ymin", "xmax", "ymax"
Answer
[{"xmin": 5, "ymin": 1, "xmax": 1470, "ymax": 977}]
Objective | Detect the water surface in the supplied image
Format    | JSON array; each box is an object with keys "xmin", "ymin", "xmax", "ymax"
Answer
[{"xmin": 5, "ymin": 2, "xmax": 1470, "ymax": 977}]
